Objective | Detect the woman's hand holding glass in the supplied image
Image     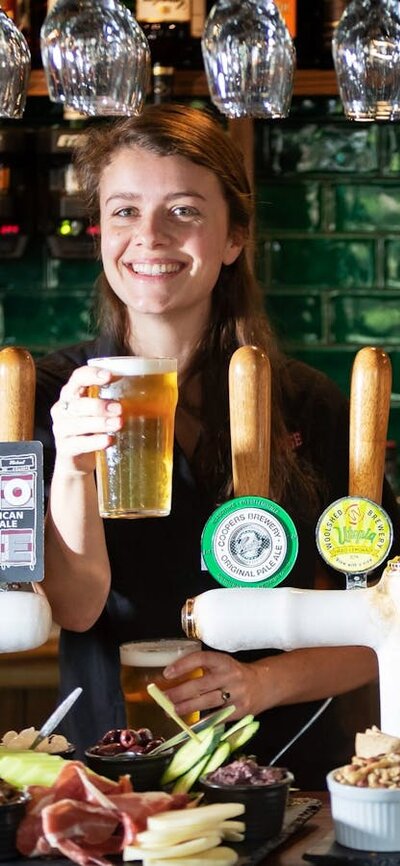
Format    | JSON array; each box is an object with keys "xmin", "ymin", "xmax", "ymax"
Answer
[
  {"xmin": 50, "ymin": 365, "xmax": 124, "ymax": 475},
  {"xmin": 162, "ymin": 649, "xmax": 265, "ymax": 720}
]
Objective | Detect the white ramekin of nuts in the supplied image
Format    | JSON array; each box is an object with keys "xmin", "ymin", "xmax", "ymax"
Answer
[{"xmin": 327, "ymin": 728, "xmax": 400, "ymax": 851}]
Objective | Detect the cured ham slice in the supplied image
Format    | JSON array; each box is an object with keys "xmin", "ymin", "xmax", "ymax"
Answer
[
  {"xmin": 111, "ymin": 791, "xmax": 189, "ymax": 847},
  {"xmin": 16, "ymin": 761, "xmax": 189, "ymax": 866}
]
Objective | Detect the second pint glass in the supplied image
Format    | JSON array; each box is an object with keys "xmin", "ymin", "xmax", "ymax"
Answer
[
  {"xmin": 120, "ymin": 638, "xmax": 202, "ymax": 739},
  {"xmin": 88, "ymin": 356, "xmax": 178, "ymax": 518}
]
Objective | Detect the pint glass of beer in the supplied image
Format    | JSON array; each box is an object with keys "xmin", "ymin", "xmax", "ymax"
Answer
[
  {"xmin": 88, "ymin": 357, "xmax": 178, "ymax": 519},
  {"xmin": 120, "ymin": 638, "xmax": 202, "ymax": 739}
]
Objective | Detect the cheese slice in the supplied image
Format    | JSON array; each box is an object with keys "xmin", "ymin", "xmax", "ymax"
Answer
[
  {"xmin": 123, "ymin": 832, "xmax": 221, "ymax": 861},
  {"xmin": 355, "ymin": 726, "xmax": 400, "ymax": 758},
  {"xmin": 147, "ymin": 803, "xmax": 245, "ymax": 832},
  {"xmin": 136, "ymin": 824, "xmax": 221, "ymax": 847},
  {"xmin": 142, "ymin": 846, "xmax": 239, "ymax": 866}
]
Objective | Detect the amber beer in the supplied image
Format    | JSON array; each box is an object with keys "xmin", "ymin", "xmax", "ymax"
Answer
[
  {"xmin": 119, "ymin": 639, "xmax": 202, "ymax": 739},
  {"xmin": 88, "ymin": 357, "xmax": 178, "ymax": 518}
]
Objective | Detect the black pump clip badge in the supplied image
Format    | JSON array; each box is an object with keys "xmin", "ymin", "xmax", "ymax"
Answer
[{"xmin": 0, "ymin": 441, "xmax": 44, "ymax": 583}]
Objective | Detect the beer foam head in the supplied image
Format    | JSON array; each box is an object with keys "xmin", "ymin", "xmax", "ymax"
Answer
[
  {"xmin": 88, "ymin": 357, "xmax": 177, "ymax": 375},
  {"xmin": 120, "ymin": 638, "xmax": 200, "ymax": 667}
]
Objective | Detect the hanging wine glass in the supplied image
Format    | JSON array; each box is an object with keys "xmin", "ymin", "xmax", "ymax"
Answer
[
  {"xmin": 333, "ymin": 0, "xmax": 400, "ymax": 121},
  {"xmin": 202, "ymin": 0, "xmax": 296, "ymax": 119},
  {"xmin": 0, "ymin": 7, "xmax": 31, "ymax": 119},
  {"xmin": 41, "ymin": 0, "xmax": 151, "ymax": 117}
]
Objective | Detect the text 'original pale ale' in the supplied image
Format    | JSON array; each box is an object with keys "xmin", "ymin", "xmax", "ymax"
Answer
[
  {"xmin": 120, "ymin": 638, "xmax": 202, "ymax": 739},
  {"xmin": 88, "ymin": 356, "xmax": 178, "ymax": 519}
]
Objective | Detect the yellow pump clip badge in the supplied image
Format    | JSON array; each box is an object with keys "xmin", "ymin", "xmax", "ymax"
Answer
[{"xmin": 316, "ymin": 496, "xmax": 393, "ymax": 574}]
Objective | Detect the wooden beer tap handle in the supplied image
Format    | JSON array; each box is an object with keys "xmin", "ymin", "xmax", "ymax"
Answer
[
  {"xmin": 229, "ymin": 345, "xmax": 271, "ymax": 498},
  {"xmin": 349, "ymin": 346, "xmax": 392, "ymax": 504},
  {"xmin": 0, "ymin": 346, "xmax": 36, "ymax": 442}
]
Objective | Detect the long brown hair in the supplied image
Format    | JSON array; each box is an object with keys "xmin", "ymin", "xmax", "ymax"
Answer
[{"xmin": 74, "ymin": 103, "xmax": 319, "ymax": 510}]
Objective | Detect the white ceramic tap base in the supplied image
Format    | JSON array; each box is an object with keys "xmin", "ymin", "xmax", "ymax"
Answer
[
  {"xmin": 0, "ymin": 590, "xmax": 52, "ymax": 652},
  {"xmin": 189, "ymin": 560, "xmax": 400, "ymax": 735}
]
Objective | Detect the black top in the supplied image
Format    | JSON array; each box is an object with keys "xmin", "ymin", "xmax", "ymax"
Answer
[{"xmin": 34, "ymin": 336, "xmax": 400, "ymax": 790}]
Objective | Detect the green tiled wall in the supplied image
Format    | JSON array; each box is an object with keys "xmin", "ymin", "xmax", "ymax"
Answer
[
  {"xmin": 255, "ymin": 97, "xmax": 400, "ymax": 444},
  {"xmin": 0, "ymin": 244, "xmax": 100, "ymax": 354},
  {"xmin": 1, "ymin": 96, "xmax": 400, "ymax": 447}
]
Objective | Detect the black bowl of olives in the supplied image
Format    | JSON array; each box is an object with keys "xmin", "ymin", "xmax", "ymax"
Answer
[{"xmin": 85, "ymin": 728, "xmax": 173, "ymax": 792}]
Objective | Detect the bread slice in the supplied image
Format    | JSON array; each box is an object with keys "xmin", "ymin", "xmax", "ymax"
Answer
[{"xmin": 355, "ymin": 725, "xmax": 400, "ymax": 758}]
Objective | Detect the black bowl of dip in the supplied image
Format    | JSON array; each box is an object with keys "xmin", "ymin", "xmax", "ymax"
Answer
[{"xmin": 199, "ymin": 759, "xmax": 293, "ymax": 841}]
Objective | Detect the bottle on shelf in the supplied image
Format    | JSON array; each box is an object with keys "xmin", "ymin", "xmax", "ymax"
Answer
[
  {"xmin": 23, "ymin": 0, "xmax": 47, "ymax": 69},
  {"xmin": 0, "ymin": 163, "xmax": 10, "ymax": 194},
  {"xmin": 135, "ymin": 0, "xmax": 205, "ymax": 72},
  {"xmin": 1, "ymin": 0, "xmax": 17, "ymax": 19},
  {"xmin": 295, "ymin": 0, "xmax": 348, "ymax": 69},
  {"xmin": 152, "ymin": 63, "xmax": 174, "ymax": 103},
  {"xmin": 0, "ymin": 129, "xmax": 31, "ymax": 259},
  {"xmin": 274, "ymin": 0, "xmax": 297, "ymax": 39}
]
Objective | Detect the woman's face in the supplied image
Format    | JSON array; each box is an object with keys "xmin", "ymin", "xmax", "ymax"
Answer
[{"xmin": 99, "ymin": 146, "xmax": 243, "ymax": 320}]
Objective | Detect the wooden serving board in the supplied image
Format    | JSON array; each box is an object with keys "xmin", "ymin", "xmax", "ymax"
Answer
[{"xmin": 1, "ymin": 798, "xmax": 321, "ymax": 866}]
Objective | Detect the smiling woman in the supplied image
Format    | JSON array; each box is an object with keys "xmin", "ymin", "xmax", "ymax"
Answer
[
  {"xmin": 98, "ymin": 146, "xmax": 242, "ymax": 322},
  {"xmin": 33, "ymin": 103, "xmax": 400, "ymax": 790}
]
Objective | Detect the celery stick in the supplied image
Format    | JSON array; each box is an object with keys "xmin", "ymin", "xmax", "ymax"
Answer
[{"xmin": 0, "ymin": 750, "xmax": 66, "ymax": 788}]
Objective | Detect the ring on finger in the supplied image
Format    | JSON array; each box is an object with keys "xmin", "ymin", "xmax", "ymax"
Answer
[{"xmin": 220, "ymin": 689, "xmax": 231, "ymax": 703}]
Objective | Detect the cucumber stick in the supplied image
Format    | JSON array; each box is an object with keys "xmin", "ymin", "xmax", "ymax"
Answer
[
  {"xmin": 224, "ymin": 720, "xmax": 260, "ymax": 754},
  {"xmin": 161, "ymin": 713, "xmax": 260, "ymax": 792},
  {"xmin": 220, "ymin": 715, "xmax": 254, "ymax": 741},
  {"xmin": 171, "ymin": 739, "xmax": 231, "ymax": 794},
  {"xmin": 171, "ymin": 754, "xmax": 211, "ymax": 794},
  {"xmin": 201, "ymin": 741, "xmax": 230, "ymax": 776},
  {"xmin": 161, "ymin": 728, "xmax": 217, "ymax": 784}
]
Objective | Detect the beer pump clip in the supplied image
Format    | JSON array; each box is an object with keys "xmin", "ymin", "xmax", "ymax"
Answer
[
  {"xmin": 316, "ymin": 347, "xmax": 393, "ymax": 590},
  {"xmin": 200, "ymin": 345, "xmax": 298, "ymax": 590},
  {"xmin": 0, "ymin": 346, "xmax": 52, "ymax": 653}
]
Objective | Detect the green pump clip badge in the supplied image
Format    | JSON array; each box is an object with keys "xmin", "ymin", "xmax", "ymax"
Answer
[
  {"xmin": 316, "ymin": 496, "xmax": 393, "ymax": 588},
  {"xmin": 201, "ymin": 495, "xmax": 298, "ymax": 588}
]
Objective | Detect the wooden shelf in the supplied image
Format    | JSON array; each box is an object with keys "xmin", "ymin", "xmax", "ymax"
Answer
[
  {"xmin": 28, "ymin": 68, "xmax": 339, "ymax": 99},
  {"xmin": 294, "ymin": 69, "xmax": 338, "ymax": 96}
]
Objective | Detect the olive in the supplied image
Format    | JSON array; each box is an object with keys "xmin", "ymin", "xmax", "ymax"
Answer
[
  {"xmin": 100, "ymin": 729, "xmax": 123, "ymax": 745},
  {"xmin": 93, "ymin": 743, "xmax": 125, "ymax": 755},
  {"xmin": 135, "ymin": 727, "xmax": 154, "ymax": 744},
  {"xmin": 119, "ymin": 729, "xmax": 138, "ymax": 749}
]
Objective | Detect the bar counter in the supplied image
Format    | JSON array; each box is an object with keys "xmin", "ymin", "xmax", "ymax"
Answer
[{"xmin": 264, "ymin": 792, "xmax": 330, "ymax": 866}]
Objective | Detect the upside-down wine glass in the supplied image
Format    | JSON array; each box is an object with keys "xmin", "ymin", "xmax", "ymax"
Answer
[
  {"xmin": 41, "ymin": 0, "xmax": 151, "ymax": 117},
  {"xmin": 0, "ymin": 6, "xmax": 31, "ymax": 119},
  {"xmin": 333, "ymin": 0, "xmax": 400, "ymax": 121},
  {"xmin": 201, "ymin": 0, "xmax": 296, "ymax": 119}
]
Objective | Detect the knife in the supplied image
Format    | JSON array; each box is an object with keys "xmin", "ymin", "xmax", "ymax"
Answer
[
  {"xmin": 148, "ymin": 704, "xmax": 235, "ymax": 755},
  {"xmin": 29, "ymin": 687, "xmax": 83, "ymax": 750}
]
